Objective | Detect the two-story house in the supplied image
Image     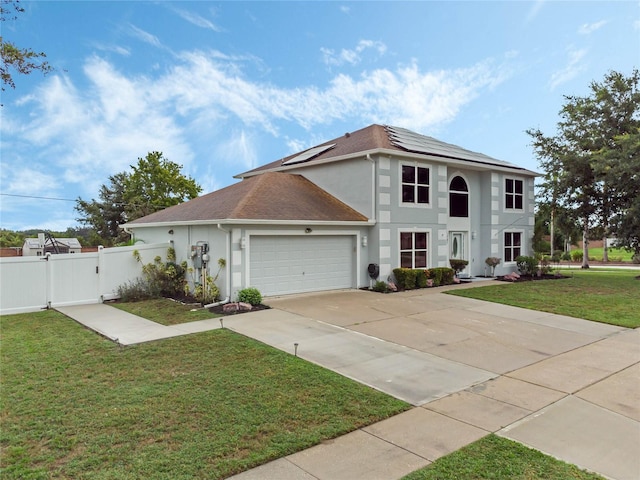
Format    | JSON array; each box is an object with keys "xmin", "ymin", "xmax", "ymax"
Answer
[{"xmin": 125, "ymin": 124, "xmax": 536, "ymax": 299}]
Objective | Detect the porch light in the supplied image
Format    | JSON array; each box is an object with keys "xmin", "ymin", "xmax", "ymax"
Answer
[
  {"xmin": 362, "ymin": 235, "xmax": 368, "ymax": 247},
  {"xmin": 240, "ymin": 237, "xmax": 246, "ymax": 249},
  {"xmin": 472, "ymin": 231, "xmax": 477, "ymax": 239}
]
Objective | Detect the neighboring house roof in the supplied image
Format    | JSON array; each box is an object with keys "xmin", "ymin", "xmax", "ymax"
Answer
[
  {"xmin": 127, "ymin": 172, "xmax": 369, "ymax": 226},
  {"xmin": 238, "ymin": 124, "xmax": 536, "ymax": 178},
  {"xmin": 23, "ymin": 237, "xmax": 82, "ymax": 249}
]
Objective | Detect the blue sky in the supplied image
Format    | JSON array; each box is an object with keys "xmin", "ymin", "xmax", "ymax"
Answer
[{"xmin": 1, "ymin": 1, "xmax": 638, "ymax": 232}]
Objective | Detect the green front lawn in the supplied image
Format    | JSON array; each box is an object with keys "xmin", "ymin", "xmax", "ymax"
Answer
[
  {"xmin": 576, "ymin": 246, "xmax": 635, "ymax": 262},
  {"xmin": 0, "ymin": 310, "xmax": 408, "ymax": 479},
  {"xmin": 448, "ymin": 269, "xmax": 640, "ymax": 328},
  {"xmin": 403, "ymin": 434, "xmax": 604, "ymax": 480},
  {"xmin": 112, "ymin": 297, "xmax": 221, "ymax": 325}
]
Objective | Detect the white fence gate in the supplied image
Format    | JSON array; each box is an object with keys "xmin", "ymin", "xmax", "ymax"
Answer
[{"xmin": 0, "ymin": 243, "xmax": 170, "ymax": 315}]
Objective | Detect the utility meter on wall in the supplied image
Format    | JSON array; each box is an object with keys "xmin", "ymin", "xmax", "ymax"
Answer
[{"xmin": 190, "ymin": 242, "xmax": 209, "ymax": 269}]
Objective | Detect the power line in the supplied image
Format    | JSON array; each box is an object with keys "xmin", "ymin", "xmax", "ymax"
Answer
[
  {"xmin": 0, "ymin": 192, "xmax": 179, "ymax": 209},
  {"xmin": 0, "ymin": 193, "xmax": 77, "ymax": 202}
]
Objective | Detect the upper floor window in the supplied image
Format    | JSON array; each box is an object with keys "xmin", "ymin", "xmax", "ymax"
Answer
[
  {"xmin": 505, "ymin": 178, "xmax": 524, "ymax": 210},
  {"xmin": 449, "ymin": 175, "xmax": 469, "ymax": 217},
  {"xmin": 400, "ymin": 231, "xmax": 428, "ymax": 268},
  {"xmin": 402, "ymin": 165, "xmax": 430, "ymax": 204},
  {"xmin": 504, "ymin": 231, "xmax": 522, "ymax": 262}
]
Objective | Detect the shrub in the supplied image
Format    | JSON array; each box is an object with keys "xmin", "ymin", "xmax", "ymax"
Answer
[
  {"xmin": 485, "ymin": 257, "xmax": 501, "ymax": 276},
  {"xmin": 515, "ymin": 255, "xmax": 538, "ymax": 276},
  {"xmin": 440, "ymin": 267, "xmax": 455, "ymax": 285},
  {"xmin": 194, "ymin": 275, "xmax": 220, "ymax": 305},
  {"xmin": 372, "ymin": 281, "xmax": 390, "ymax": 293},
  {"xmin": 570, "ymin": 250, "xmax": 583, "ymax": 262},
  {"xmin": 561, "ymin": 251, "xmax": 571, "ymax": 261},
  {"xmin": 427, "ymin": 267, "xmax": 455, "ymax": 286},
  {"xmin": 116, "ymin": 278, "xmax": 154, "ymax": 302},
  {"xmin": 120, "ymin": 249, "xmax": 189, "ymax": 301},
  {"xmin": 539, "ymin": 256, "xmax": 553, "ymax": 275},
  {"xmin": 237, "ymin": 287, "xmax": 262, "ymax": 306},
  {"xmin": 425, "ymin": 268, "xmax": 441, "ymax": 287},
  {"xmin": 392, "ymin": 268, "xmax": 418, "ymax": 290},
  {"xmin": 415, "ymin": 269, "xmax": 428, "ymax": 288},
  {"xmin": 633, "ymin": 253, "xmax": 640, "ymax": 264},
  {"xmin": 551, "ymin": 250, "xmax": 563, "ymax": 263},
  {"xmin": 449, "ymin": 259, "xmax": 469, "ymax": 276}
]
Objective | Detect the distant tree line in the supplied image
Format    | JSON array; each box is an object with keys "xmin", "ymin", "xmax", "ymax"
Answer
[{"xmin": 0, "ymin": 227, "xmax": 95, "ymax": 248}]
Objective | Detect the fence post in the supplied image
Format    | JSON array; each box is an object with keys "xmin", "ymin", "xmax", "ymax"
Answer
[
  {"xmin": 98, "ymin": 245, "xmax": 104, "ymax": 303},
  {"xmin": 44, "ymin": 252, "xmax": 52, "ymax": 308}
]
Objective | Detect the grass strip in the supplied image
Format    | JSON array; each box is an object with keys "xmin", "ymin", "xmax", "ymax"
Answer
[
  {"xmin": 111, "ymin": 297, "xmax": 220, "ymax": 325},
  {"xmin": 447, "ymin": 269, "xmax": 640, "ymax": 328},
  {"xmin": 0, "ymin": 310, "xmax": 408, "ymax": 479},
  {"xmin": 402, "ymin": 434, "xmax": 604, "ymax": 479}
]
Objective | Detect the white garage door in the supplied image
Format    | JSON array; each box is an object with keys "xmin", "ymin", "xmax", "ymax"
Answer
[{"xmin": 249, "ymin": 235, "xmax": 355, "ymax": 296}]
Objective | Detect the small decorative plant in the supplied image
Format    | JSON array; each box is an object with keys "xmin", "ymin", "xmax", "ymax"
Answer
[
  {"xmin": 237, "ymin": 287, "xmax": 263, "ymax": 306},
  {"xmin": 485, "ymin": 257, "xmax": 501, "ymax": 277},
  {"xmin": 449, "ymin": 259, "xmax": 469, "ymax": 277}
]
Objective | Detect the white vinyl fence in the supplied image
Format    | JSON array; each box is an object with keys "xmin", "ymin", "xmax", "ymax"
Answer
[{"xmin": 0, "ymin": 242, "xmax": 170, "ymax": 315}]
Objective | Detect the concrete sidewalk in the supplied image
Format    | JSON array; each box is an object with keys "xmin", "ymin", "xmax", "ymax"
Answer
[
  {"xmin": 56, "ymin": 303, "xmax": 223, "ymax": 345},
  {"xmin": 56, "ymin": 292, "xmax": 640, "ymax": 480},
  {"xmin": 230, "ymin": 328, "xmax": 639, "ymax": 480}
]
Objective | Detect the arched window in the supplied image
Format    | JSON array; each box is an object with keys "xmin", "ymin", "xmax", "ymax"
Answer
[{"xmin": 449, "ymin": 176, "xmax": 468, "ymax": 217}]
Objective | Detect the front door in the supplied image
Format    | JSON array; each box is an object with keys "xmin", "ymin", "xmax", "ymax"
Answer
[{"xmin": 449, "ymin": 232, "xmax": 467, "ymax": 261}]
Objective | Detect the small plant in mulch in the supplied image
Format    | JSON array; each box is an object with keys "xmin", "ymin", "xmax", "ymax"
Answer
[
  {"xmin": 208, "ymin": 287, "xmax": 270, "ymax": 315},
  {"xmin": 498, "ymin": 271, "xmax": 568, "ymax": 283}
]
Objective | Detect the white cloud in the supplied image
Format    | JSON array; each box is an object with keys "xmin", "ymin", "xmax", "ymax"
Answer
[
  {"xmin": 128, "ymin": 24, "xmax": 163, "ymax": 48},
  {"xmin": 634, "ymin": 19, "xmax": 640, "ymax": 30},
  {"xmin": 3, "ymin": 49, "xmax": 511, "ymax": 207},
  {"xmin": 215, "ymin": 130, "xmax": 257, "ymax": 170},
  {"xmin": 549, "ymin": 48, "xmax": 588, "ymax": 90},
  {"xmin": 578, "ymin": 20, "xmax": 608, "ymax": 35},
  {"xmin": 94, "ymin": 43, "xmax": 131, "ymax": 56},
  {"xmin": 174, "ymin": 8, "xmax": 222, "ymax": 32},
  {"xmin": 339, "ymin": 6, "xmax": 351, "ymax": 14},
  {"xmin": 321, "ymin": 40, "xmax": 387, "ymax": 67},
  {"xmin": 525, "ymin": 0, "xmax": 545, "ymax": 24}
]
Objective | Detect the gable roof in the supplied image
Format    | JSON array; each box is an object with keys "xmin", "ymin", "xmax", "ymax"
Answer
[
  {"xmin": 238, "ymin": 124, "xmax": 534, "ymax": 177},
  {"xmin": 127, "ymin": 172, "xmax": 368, "ymax": 226}
]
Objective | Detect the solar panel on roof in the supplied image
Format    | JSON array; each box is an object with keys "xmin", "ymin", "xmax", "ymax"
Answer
[
  {"xmin": 282, "ymin": 143, "xmax": 336, "ymax": 166},
  {"xmin": 386, "ymin": 125, "xmax": 516, "ymax": 168}
]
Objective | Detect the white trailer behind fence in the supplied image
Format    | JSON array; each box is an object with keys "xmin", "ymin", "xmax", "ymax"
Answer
[{"xmin": 0, "ymin": 242, "xmax": 170, "ymax": 315}]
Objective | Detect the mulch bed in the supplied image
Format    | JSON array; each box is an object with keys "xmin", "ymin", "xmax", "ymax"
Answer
[
  {"xmin": 496, "ymin": 274, "xmax": 569, "ymax": 283},
  {"xmin": 207, "ymin": 303, "xmax": 271, "ymax": 315}
]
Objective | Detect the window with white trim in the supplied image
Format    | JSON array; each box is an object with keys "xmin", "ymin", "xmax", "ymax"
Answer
[
  {"xmin": 402, "ymin": 165, "xmax": 430, "ymax": 204},
  {"xmin": 504, "ymin": 231, "xmax": 522, "ymax": 262},
  {"xmin": 400, "ymin": 231, "xmax": 428, "ymax": 268},
  {"xmin": 505, "ymin": 178, "xmax": 524, "ymax": 210},
  {"xmin": 449, "ymin": 175, "xmax": 469, "ymax": 217}
]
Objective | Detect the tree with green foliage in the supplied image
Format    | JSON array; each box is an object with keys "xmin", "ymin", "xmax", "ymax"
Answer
[
  {"xmin": 528, "ymin": 69, "xmax": 640, "ymax": 267},
  {"xmin": 76, "ymin": 152, "xmax": 201, "ymax": 246},
  {"xmin": 75, "ymin": 172, "xmax": 130, "ymax": 246},
  {"xmin": 1, "ymin": 1, "xmax": 52, "ymax": 93},
  {"xmin": 124, "ymin": 151, "xmax": 202, "ymax": 219}
]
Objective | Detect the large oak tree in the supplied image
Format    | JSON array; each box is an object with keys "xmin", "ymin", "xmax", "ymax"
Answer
[
  {"xmin": 528, "ymin": 70, "xmax": 640, "ymax": 266},
  {"xmin": 76, "ymin": 152, "xmax": 201, "ymax": 246}
]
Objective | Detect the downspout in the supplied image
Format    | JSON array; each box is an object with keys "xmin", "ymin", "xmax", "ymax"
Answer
[{"xmin": 203, "ymin": 224, "xmax": 231, "ymax": 308}]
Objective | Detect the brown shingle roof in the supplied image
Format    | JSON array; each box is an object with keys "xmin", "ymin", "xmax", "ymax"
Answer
[
  {"xmin": 128, "ymin": 172, "xmax": 368, "ymax": 225},
  {"xmin": 237, "ymin": 123, "xmax": 531, "ymax": 177},
  {"xmin": 238, "ymin": 124, "xmax": 392, "ymax": 176}
]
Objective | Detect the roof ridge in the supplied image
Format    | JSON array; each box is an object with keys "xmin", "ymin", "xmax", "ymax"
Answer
[{"xmin": 228, "ymin": 173, "xmax": 270, "ymax": 217}]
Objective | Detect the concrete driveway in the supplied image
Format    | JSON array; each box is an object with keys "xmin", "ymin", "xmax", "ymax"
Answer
[{"xmin": 226, "ymin": 287, "xmax": 639, "ymax": 480}]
